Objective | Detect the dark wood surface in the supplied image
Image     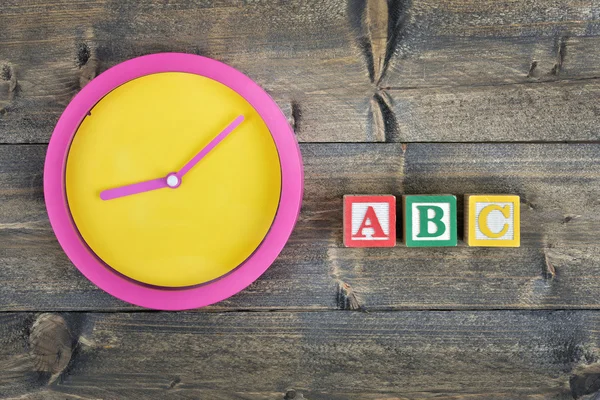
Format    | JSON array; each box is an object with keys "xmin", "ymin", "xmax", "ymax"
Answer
[
  {"xmin": 1, "ymin": 0, "xmax": 600, "ymax": 399},
  {"xmin": 1, "ymin": 0, "xmax": 600, "ymax": 143},
  {"xmin": 2, "ymin": 143, "xmax": 600, "ymax": 312},
  {"xmin": 3, "ymin": 311, "xmax": 600, "ymax": 400}
]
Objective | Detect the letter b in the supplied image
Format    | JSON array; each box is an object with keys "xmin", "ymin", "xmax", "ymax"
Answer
[
  {"xmin": 416, "ymin": 205, "xmax": 446, "ymax": 238},
  {"xmin": 403, "ymin": 195, "xmax": 457, "ymax": 247}
]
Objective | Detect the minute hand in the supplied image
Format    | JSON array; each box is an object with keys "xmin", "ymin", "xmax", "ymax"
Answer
[
  {"xmin": 176, "ymin": 115, "xmax": 245, "ymax": 179},
  {"xmin": 99, "ymin": 115, "xmax": 245, "ymax": 201}
]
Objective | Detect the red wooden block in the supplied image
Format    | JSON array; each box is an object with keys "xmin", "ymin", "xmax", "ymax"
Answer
[{"xmin": 343, "ymin": 195, "xmax": 396, "ymax": 247}]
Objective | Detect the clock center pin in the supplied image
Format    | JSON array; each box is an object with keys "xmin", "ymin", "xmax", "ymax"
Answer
[{"xmin": 166, "ymin": 173, "xmax": 181, "ymax": 188}]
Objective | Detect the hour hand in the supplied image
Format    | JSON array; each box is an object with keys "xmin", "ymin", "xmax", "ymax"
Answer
[
  {"xmin": 100, "ymin": 115, "xmax": 244, "ymax": 201},
  {"xmin": 100, "ymin": 177, "xmax": 169, "ymax": 200}
]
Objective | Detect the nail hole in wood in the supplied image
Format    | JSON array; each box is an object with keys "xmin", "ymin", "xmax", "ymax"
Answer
[{"xmin": 77, "ymin": 43, "xmax": 91, "ymax": 67}]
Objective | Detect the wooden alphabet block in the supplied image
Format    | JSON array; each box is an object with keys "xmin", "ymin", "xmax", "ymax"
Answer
[
  {"xmin": 465, "ymin": 195, "xmax": 520, "ymax": 247},
  {"xmin": 343, "ymin": 195, "xmax": 396, "ymax": 247},
  {"xmin": 402, "ymin": 195, "xmax": 457, "ymax": 247}
]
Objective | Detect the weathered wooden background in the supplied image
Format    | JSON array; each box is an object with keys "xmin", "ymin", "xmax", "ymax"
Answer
[{"xmin": 1, "ymin": 0, "xmax": 600, "ymax": 399}]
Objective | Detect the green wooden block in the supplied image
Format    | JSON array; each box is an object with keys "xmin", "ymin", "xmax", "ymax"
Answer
[{"xmin": 403, "ymin": 195, "xmax": 457, "ymax": 247}]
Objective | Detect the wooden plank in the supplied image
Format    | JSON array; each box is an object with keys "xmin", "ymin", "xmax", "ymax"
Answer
[
  {"xmin": 388, "ymin": 80, "xmax": 600, "ymax": 142},
  {"xmin": 1, "ymin": 143, "xmax": 600, "ymax": 311},
  {"xmin": 0, "ymin": 1, "xmax": 599, "ymax": 143},
  {"xmin": 0, "ymin": 0, "xmax": 371, "ymax": 143},
  {"xmin": 305, "ymin": 142, "xmax": 600, "ymax": 249},
  {"xmin": 2, "ymin": 310, "xmax": 600, "ymax": 399},
  {"xmin": 382, "ymin": 1, "xmax": 600, "ymax": 88}
]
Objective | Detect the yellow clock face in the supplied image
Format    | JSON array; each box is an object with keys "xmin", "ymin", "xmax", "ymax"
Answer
[{"xmin": 65, "ymin": 72, "xmax": 282, "ymax": 287}]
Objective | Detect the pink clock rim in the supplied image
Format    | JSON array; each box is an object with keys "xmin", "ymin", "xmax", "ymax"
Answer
[{"xmin": 44, "ymin": 53, "xmax": 303, "ymax": 310}]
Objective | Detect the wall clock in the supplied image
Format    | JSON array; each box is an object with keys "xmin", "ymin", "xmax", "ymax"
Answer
[{"xmin": 44, "ymin": 53, "xmax": 303, "ymax": 310}]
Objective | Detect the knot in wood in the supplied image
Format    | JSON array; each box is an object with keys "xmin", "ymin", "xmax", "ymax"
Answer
[
  {"xmin": 284, "ymin": 389, "xmax": 305, "ymax": 399},
  {"xmin": 29, "ymin": 313, "xmax": 73, "ymax": 376}
]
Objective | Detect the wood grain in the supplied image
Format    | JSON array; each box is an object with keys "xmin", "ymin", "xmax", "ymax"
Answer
[
  {"xmin": 0, "ymin": 143, "xmax": 599, "ymax": 311},
  {"xmin": 382, "ymin": 0, "xmax": 600, "ymax": 87},
  {"xmin": 0, "ymin": 0, "xmax": 599, "ymax": 143},
  {"xmin": 2, "ymin": 310, "xmax": 600, "ymax": 399},
  {"xmin": 2, "ymin": 1, "xmax": 600, "ymax": 399},
  {"xmin": 389, "ymin": 80, "xmax": 600, "ymax": 142}
]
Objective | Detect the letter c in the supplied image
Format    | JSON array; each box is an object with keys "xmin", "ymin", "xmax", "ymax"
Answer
[{"xmin": 478, "ymin": 205, "xmax": 510, "ymax": 238}]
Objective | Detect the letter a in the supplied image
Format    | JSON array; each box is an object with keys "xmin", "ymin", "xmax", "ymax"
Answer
[{"xmin": 353, "ymin": 206, "xmax": 387, "ymax": 239}]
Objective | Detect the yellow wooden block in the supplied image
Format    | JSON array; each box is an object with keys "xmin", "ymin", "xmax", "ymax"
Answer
[{"xmin": 465, "ymin": 195, "xmax": 520, "ymax": 247}]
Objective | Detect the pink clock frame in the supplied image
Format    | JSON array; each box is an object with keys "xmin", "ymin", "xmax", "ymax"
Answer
[{"xmin": 44, "ymin": 53, "xmax": 303, "ymax": 310}]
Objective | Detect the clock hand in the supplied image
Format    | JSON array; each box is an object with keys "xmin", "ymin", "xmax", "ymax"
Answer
[
  {"xmin": 100, "ymin": 177, "xmax": 169, "ymax": 201},
  {"xmin": 176, "ymin": 115, "xmax": 244, "ymax": 178},
  {"xmin": 100, "ymin": 115, "xmax": 244, "ymax": 201}
]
